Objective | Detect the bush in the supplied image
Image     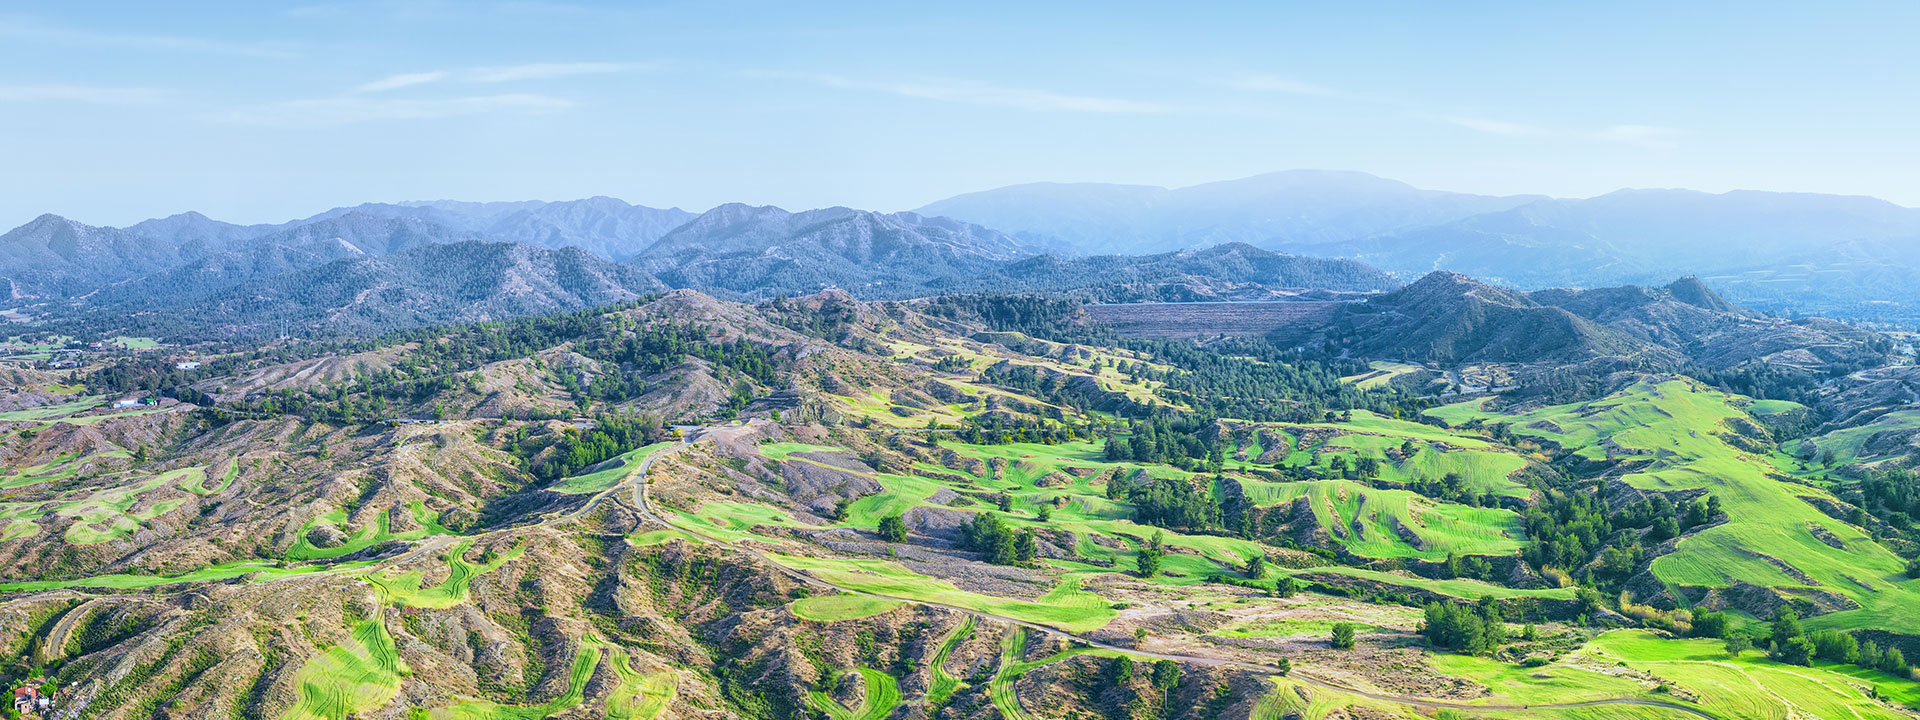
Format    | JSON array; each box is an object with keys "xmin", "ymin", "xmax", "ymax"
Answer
[
  {"xmin": 1330, "ymin": 622, "xmax": 1356, "ymax": 650},
  {"xmin": 1137, "ymin": 530, "xmax": 1165, "ymax": 578},
  {"xmin": 1773, "ymin": 636, "xmax": 1815, "ymax": 666},
  {"xmin": 1421, "ymin": 598, "xmax": 1506, "ymax": 655},
  {"xmin": 1770, "ymin": 607, "xmax": 1803, "ymax": 643},
  {"xmin": 877, "ymin": 514, "xmax": 907, "ymax": 542},
  {"xmin": 1810, "ymin": 630, "xmax": 1859, "ymax": 665},
  {"xmin": 1725, "ymin": 633, "xmax": 1753, "ymax": 657},
  {"xmin": 1151, "ymin": 660, "xmax": 1180, "ymax": 690},
  {"xmin": 1690, "ymin": 611, "xmax": 1730, "ymax": 639}
]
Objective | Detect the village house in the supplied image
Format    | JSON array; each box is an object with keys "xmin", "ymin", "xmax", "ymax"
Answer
[{"xmin": 11, "ymin": 685, "xmax": 50, "ymax": 716}]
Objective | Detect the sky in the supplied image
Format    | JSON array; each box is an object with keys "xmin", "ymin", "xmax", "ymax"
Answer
[{"xmin": 4, "ymin": 1, "xmax": 1918, "ymax": 227}]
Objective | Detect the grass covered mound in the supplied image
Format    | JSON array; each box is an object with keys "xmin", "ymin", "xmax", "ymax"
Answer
[
  {"xmin": 281, "ymin": 616, "xmax": 410, "ymax": 720},
  {"xmin": 792, "ymin": 594, "xmax": 904, "ymax": 622},
  {"xmin": 1431, "ymin": 378, "xmax": 1920, "ymax": 633},
  {"xmin": 551, "ymin": 442, "xmax": 672, "ymax": 494}
]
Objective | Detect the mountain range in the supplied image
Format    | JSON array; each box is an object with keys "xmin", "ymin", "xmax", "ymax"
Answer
[
  {"xmin": 8, "ymin": 201, "xmax": 1384, "ymax": 338},
  {"xmin": 9, "ymin": 169, "xmax": 1920, "ymax": 337},
  {"xmin": 917, "ymin": 171, "xmax": 1920, "ymax": 320}
]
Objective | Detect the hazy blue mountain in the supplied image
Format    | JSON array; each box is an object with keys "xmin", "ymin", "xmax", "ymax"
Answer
[
  {"xmin": 179, "ymin": 241, "xmax": 667, "ymax": 336},
  {"xmin": 293, "ymin": 199, "xmax": 546, "ymax": 231},
  {"xmin": 246, "ymin": 212, "xmax": 483, "ymax": 256},
  {"xmin": 1344, "ymin": 188, "xmax": 1920, "ymax": 319},
  {"xmin": 121, "ymin": 197, "xmax": 698, "ymax": 261},
  {"xmin": 122, "ymin": 211, "xmax": 277, "ymax": 255},
  {"xmin": 917, "ymin": 170, "xmax": 1541, "ymax": 254},
  {"xmin": 72, "ymin": 235, "xmax": 373, "ymax": 312},
  {"xmin": 482, "ymin": 197, "xmax": 697, "ymax": 259},
  {"xmin": 634, "ymin": 204, "xmax": 1036, "ymax": 298},
  {"xmin": 928, "ymin": 242, "xmax": 1396, "ymax": 301},
  {"xmin": 0, "ymin": 214, "xmax": 193, "ymax": 297}
]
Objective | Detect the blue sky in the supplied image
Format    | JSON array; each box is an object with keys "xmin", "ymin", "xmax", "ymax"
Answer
[{"xmin": 4, "ymin": 1, "xmax": 1917, "ymax": 226}]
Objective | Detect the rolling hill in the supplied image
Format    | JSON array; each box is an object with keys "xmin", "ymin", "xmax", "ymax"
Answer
[{"xmin": 1314, "ymin": 272, "xmax": 1890, "ymax": 370}]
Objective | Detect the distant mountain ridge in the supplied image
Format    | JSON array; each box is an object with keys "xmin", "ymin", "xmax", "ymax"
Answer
[
  {"xmin": 920, "ymin": 172, "xmax": 1920, "ymax": 320},
  {"xmin": 177, "ymin": 241, "xmax": 667, "ymax": 336},
  {"xmin": 1323, "ymin": 271, "xmax": 1885, "ymax": 370},
  {"xmin": 10, "ymin": 169, "xmax": 1920, "ymax": 337},
  {"xmin": 917, "ymin": 170, "xmax": 1544, "ymax": 254},
  {"xmin": 929, "ymin": 242, "xmax": 1394, "ymax": 301},
  {"xmin": 111, "ymin": 196, "xmax": 697, "ymax": 262},
  {"xmin": 632, "ymin": 204, "xmax": 1040, "ymax": 299}
]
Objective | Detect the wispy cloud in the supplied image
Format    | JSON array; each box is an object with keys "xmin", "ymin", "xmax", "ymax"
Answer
[
  {"xmin": 771, "ymin": 72, "xmax": 1172, "ymax": 114},
  {"xmin": 469, "ymin": 61, "xmax": 643, "ymax": 83},
  {"xmin": 1442, "ymin": 114, "xmax": 1681, "ymax": 147},
  {"xmin": 220, "ymin": 94, "xmax": 572, "ymax": 127},
  {"xmin": 0, "ymin": 19, "xmax": 296, "ymax": 58},
  {"xmin": 1596, "ymin": 124, "xmax": 1682, "ymax": 149},
  {"xmin": 349, "ymin": 63, "xmax": 644, "ymax": 94},
  {"xmin": 1205, "ymin": 67, "xmax": 1682, "ymax": 149},
  {"xmin": 1441, "ymin": 116, "xmax": 1551, "ymax": 137},
  {"xmin": 354, "ymin": 71, "xmax": 449, "ymax": 94},
  {"xmin": 0, "ymin": 85, "xmax": 161, "ymax": 104},
  {"xmin": 1214, "ymin": 73, "xmax": 1342, "ymax": 98}
]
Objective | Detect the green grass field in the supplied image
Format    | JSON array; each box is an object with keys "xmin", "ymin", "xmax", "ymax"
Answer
[
  {"xmin": 108, "ymin": 336, "xmax": 162, "ymax": 350},
  {"xmin": 603, "ymin": 645, "xmax": 676, "ymax": 720},
  {"xmin": 807, "ymin": 667, "xmax": 901, "ymax": 720},
  {"xmin": 758, "ymin": 441, "xmax": 855, "ymax": 461},
  {"xmin": 0, "ymin": 559, "xmax": 374, "ymax": 592},
  {"xmin": 288, "ymin": 500, "xmax": 454, "ymax": 561},
  {"xmin": 926, "ymin": 617, "xmax": 975, "ymax": 707},
  {"xmin": 282, "ymin": 616, "xmax": 409, "ymax": 720},
  {"xmin": 0, "ymin": 449, "xmax": 131, "ymax": 489},
  {"xmin": 551, "ymin": 442, "xmax": 672, "ymax": 494},
  {"xmin": 1805, "ymin": 408, "xmax": 1920, "ymax": 466},
  {"xmin": 838, "ymin": 473, "xmax": 946, "ymax": 529},
  {"xmin": 433, "ymin": 643, "xmax": 600, "ymax": 720},
  {"xmin": 55, "ymin": 476, "xmax": 181, "ymax": 545},
  {"xmin": 672, "ymin": 501, "xmax": 806, "ymax": 543},
  {"xmin": 1584, "ymin": 630, "xmax": 1920, "ymax": 719},
  {"xmin": 629, "ymin": 528, "xmax": 700, "ymax": 546},
  {"xmin": 367, "ymin": 542, "xmax": 524, "ymax": 609},
  {"xmin": 0, "ymin": 396, "xmax": 104, "ymax": 423},
  {"xmin": 0, "ymin": 502, "xmax": 43, "ymax": 541},
  {"xmin": 791, "ymin": 594, "xmax": 904, "ymax": 622},
  {"xmin": 1430, "ymin": 378, "xmax": 1920, "ymax": 634},
  {"xmin": 1235, "ymin": 477, "xmax": 1526, "ymax": 561},
  {"xmin": 1340, "ymin": 361, "xmax": 1424, "ymax": 390},
  {"xmin": 989, "ymin": 629, "xmax": 1126, "ymax": 720},
  {"xmin": 175, "ymin": 459, "xmax": 242, "ymax": 495}
]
